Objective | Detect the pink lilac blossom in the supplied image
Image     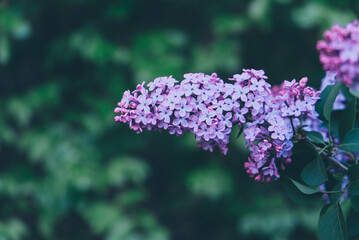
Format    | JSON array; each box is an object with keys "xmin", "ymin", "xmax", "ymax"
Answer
[
  {"xmin": 115, "ymin": 69, "xmax": 270, "ymax": 155},
  {"xmin": 317, "ymin": 20, "xmax": 359, "ymax": 92},
  {"xmin": 243, "ymin": 77, "xmax": 320, "ymax": 182}
]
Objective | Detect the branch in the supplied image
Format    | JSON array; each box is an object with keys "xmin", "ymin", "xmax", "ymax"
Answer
[
  {"xmin": 322, "ymin": 151, "xmax": 349, "ymax": 171},
  {"xmin": 305, "ymin": 139, "xmax": 348, "ymax": 171}
]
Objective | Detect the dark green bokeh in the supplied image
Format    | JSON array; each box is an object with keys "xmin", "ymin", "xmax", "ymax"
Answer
[{"xmin": 0, "ymin": 0, "xmax": 357, "ymax": 239}]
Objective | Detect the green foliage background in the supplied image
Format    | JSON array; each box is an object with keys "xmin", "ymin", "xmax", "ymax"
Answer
[{"xmin": 0, "ymin": 0, "xmax": 357, "ymax": 239}]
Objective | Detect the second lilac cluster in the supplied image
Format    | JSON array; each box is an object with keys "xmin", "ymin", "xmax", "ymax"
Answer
[
  {"xmin": 244, "ymin": 77, "xmax": 320, "ymax": 182},
  {"xmin": 317, "ymin": 20, "xmax": 359, "ymax": 92}
]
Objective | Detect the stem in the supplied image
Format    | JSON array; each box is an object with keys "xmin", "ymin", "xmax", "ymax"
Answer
[
  {"xmin": 320, "ymin": 190, "xmax": 343, "ymax": 194},
  {"xmin": 306, "ymin": 139, "xmax": 348, "ymax": 171},
  {"xmin": 327, "ymin": 123, "xmax": 334, "ymax": 145},
  {"xmin": 329, "ymin": 156, "xmax": 348, "ymax": 171},
  {"xmin": 318, "ymin": 145, "xmax": 330, "ymax": 155},
  {"xmin": 322, "ymin": 151, "xmax": 349, "ymax": 171}
]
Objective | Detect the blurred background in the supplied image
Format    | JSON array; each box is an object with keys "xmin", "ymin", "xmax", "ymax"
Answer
[{"xmin": 0, "ymin": 0, "xmax": 358, "ymax": 239}]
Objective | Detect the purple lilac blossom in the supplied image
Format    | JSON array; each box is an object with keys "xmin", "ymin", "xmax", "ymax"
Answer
[
  {"xmin": 317, "ymin": 20, "xmax": 359, "ymax": 93},
  {"xmin": 115, "ymin": 71, "xmax": 321, "ymax": 182},
  {"xmin": 114, "ymin": 70, "xmax": 271, "ymax": 155}
]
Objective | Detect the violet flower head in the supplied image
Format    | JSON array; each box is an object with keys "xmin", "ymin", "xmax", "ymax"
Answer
[
  {"xmin": 114, "ymin": 70, "xmax": 272, "ymax": 155},
  {"xmin": 317, "ymin": 20, "xmax": 359, "ymax": 92}
]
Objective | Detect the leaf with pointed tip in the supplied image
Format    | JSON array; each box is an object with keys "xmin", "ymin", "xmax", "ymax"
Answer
[
  {"xmin": 281, "ymin": 177, "xmax": 321, "ymax": 205},
  {"xmin": 318, "ymin": 203, "xmax": 348, "ymax": 240},
  {"xmin": 306, "ymin": 131, "xmax": 325, "ymax": 144},
  {"xmin": 288, "ymin": 178, "xmax": 319, "ymax": 194}
]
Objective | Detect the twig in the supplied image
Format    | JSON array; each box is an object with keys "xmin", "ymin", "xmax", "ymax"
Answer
[
  {"xmin": 322, "ymin": 151, "xmax": 349, "ymax": 171},
  {"xmin": 305, "ymin": 139, "xmax": 348, "ymax": 171}
]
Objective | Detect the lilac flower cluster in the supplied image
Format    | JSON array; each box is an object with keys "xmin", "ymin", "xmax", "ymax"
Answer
[
  {"xmin": 243, "ymin": 77, "xmax": 320, "ymax": 182},
  {"xmin": 317, "ymin": 20, "xmax": 359, "ymax": 92},
  {"xmin": 114, "ymin": 70, "xmax": 322, "ymax": 182},
  {"xmin": 114, "ymin": 70, "xmax": 270, "ymax": 155},
  {"xmin": 315, "ymin": 21, "xmax": 359, "ymax": 178}
]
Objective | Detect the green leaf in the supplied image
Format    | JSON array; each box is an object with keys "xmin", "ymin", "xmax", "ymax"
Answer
[
  {"xmin": 316, "ymin": 83, "xmax": 342, "ymax": 122},
  {"xmin": 301, "ymin": 155, "xmax": 328, "ymax": 187},
  {"xmin": 281, "ymin": 177, "xmax": 321, "ymax": 205},
  {"xmin": 329, "ymin": 110, "xmax": 342, "ymax": 138},
  {"xmin": 306, "ymin": 131, "xmax": 325, "ymax": 144},
  {"xmin": 318, "ymin": 203, "xmax": 348, "ymax": 240},
  {"xmin": 288, "ymin": 178, "xmax": 319, "ymax": 194},
  {"xmin": 350, "ymin": 180, "xmax": 359, "ymax": 196},
  {"xmin": 348, "ymin": 164, "xmax": 359, "ymax": 181},
  {"xmin": 347, "ymin": 209, "xmax": 359, "ymax": 237},
  {"xmin": 316, "ymin": 84, "xmax": 334, "ymax": 122},
  {"xmin": 351, "ymin": 196, "xmax": 359, "ymax": 212},
  {"xmin": 329, "ymin": 182, "xmax": 342, "ymax": 203},
  {"xmin": 339, "ymin": 99, "xmax": 356, "ymax": 141},
  {"xmin": 340, "ymin": 129, "xmax": 359, "ymax": 152},
  {"xmin": 324, "ymin": 82, "xmax": 342, "ymax": 122}
]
